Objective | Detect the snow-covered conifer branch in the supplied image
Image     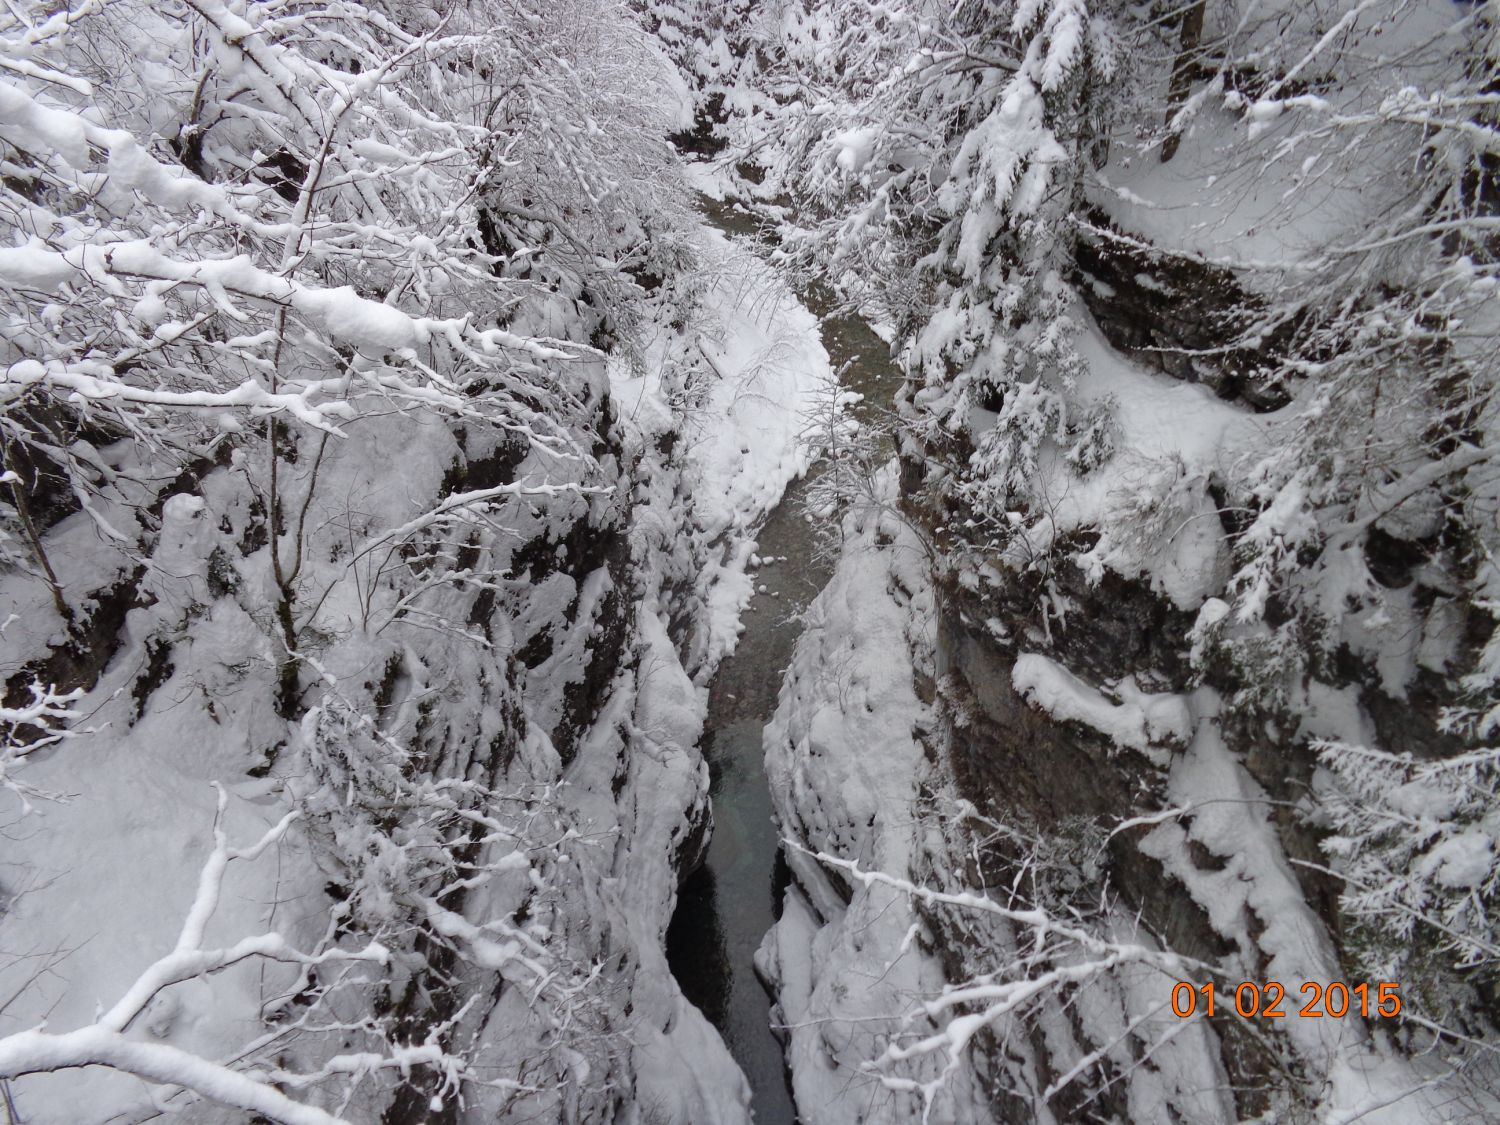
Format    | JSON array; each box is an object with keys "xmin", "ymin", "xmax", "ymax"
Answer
[{"xmin": 1318, "ymin": 740, "xmax": 1500, "ymax": 990}]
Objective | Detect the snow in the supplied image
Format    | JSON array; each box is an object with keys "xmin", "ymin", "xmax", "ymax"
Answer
[
  {"xmin": 1087, "ymin": 0, "xmax": 1467, "ymax": 284},
  {"xmin": 549, "ymin": 580, "xmax": 753, "ymax": 1125},
  {"xmin": 1321, "ymin": 1050, "xmax": 1486, "ymax": 1125},
  {"xmin": 1416, "ymin": 828, "xmax": 1494, "ymax": 891},
  {"xmin": 683, "ymin": 227, "xmax": 830, "ymax": 538},
  {"xmin": 687, "ymin": 2, "xmax": 1499, "ymax": 1119},
  {"xmin": 833, "ymin": 126, "xmax": 879, "ymax": 173},
  {"xmin": 0, "ymin": 3, "xmax": 782, "ymax": 1120},
  {"xmin": 1134, "ymin": 689, "xmax": 1463, "ymax": 1122},
  {"xmin": 1072, "ymin": 320, "xmax": 1267, "ymax": 467},
  {"xmin": 7, "ymin": 1, "xmax": 1497, "ymax": 1117},
  {"xmin": 1050, "ymin": 313, "xmax": 1281, "ymax": 609},
  {"xmin": 1141, "ymin": 694, "xmax": 1357, "ymax": 1059},
  {"xmin": 0, "ymin": 1025, "xmax": 348, "ymax": 1125},
  {"xmin": 1086, "ymin": 102, "xmax": 1374, "ymax": 279},
  {"xmin": 758, "ymin": 475, "xmax": 1232, "ymax": 1123},
  {"xmin": 682, "ymin": 158, "xmax": 731, "ymax": 200},
  {"xmin": 1012, "ymin": 652, "xmax": 1190, "ymax": 764},
  {"xmin": 613, "ymin": 219, "xmax": 833, "ymax": 673},
  {"xmin": 0, "ymin": 760, "xmax": 323, "ymax": 1119},
  {"xmin": 758, "ymin": 470, "xmax": 982, "ymax": 1123}
]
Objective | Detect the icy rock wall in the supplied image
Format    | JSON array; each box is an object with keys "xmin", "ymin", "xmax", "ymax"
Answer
[
  {"xmin": 1072, "ymin": 209, "xmax": 1292, "ymax": 411},
  {"xmin": 375, "ymin": 385, "xmax": 748, "ymax": 1124},
  {"xmin": 0, "ymin": 362, "xmax": 750, "ymax": 1125},
  {"xmin": 895, "ymin": 221, "xmax": 1483, "ymax": 1120},
  {"xmin": 929, "ymin": 558, "xmax": 1292, "ymax": 1117}
]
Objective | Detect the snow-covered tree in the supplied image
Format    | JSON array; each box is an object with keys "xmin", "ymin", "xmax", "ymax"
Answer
[
  {"xmin": 721, "ymin": 0, "xmax": 1133, "ymax": 591},
  {"xmin": 639, "ymin": 0, "xmax": 764, "ymax": 149}
]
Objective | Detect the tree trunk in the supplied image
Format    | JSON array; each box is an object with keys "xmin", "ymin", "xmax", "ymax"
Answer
[{"xmin": 1161, "ymin": 0, "xmax": 1208, "ymax": 163}]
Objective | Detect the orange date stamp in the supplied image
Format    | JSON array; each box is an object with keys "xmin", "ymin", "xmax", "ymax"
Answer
[{"xmin": 1171, "ymin": 981, "xmax": 1402, "ymax": 1019}]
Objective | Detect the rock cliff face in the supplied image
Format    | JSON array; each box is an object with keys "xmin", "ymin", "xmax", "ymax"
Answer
[
  {"xmin": 927, "ymin": 558, "xmax": 1309, "ymax": 1117},
  {"xmin": 0, "ymin": 362, "xmax": 746, "ymax": 1124},
  {"xmin": 894, "ymin": 221, "xmax": 1480, "ymax": 1118},
  {"xmin": 372, "ymin": 382, "xmax": 746, "ymax": 1123},
  {"xmin": 1072, "ymin": 209, "xmax": 1293, "ymax": 412}
]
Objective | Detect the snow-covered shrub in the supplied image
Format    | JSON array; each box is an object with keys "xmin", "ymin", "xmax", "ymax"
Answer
[
  {"xmin": 799, "ymin": 376, "xmax": 900, "ymax": 558},
  {"xmin": 948, "ymin": 801, "xmax": 1111, "ymax": 922},
  {"xmin": 641, "ymin": 0, "xmax": 763, "ymax": 146},
  {"xmin": 0, "ymin": 678, "xmax": 82, "ymax": 807},
  {"xmin": 801, "ymin": 831, "xmax": 1216, "ymax": 1124}
]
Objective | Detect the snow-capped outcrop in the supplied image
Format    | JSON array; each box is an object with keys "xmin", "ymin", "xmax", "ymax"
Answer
[{"xmin": 758, "ymin": 475, "xmax": 967, "ymax": 1123}]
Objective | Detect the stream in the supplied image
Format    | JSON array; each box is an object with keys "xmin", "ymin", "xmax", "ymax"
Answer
[{"xmin": 665, "ymin": 197, "xmax": 900, "ymax": 1124}]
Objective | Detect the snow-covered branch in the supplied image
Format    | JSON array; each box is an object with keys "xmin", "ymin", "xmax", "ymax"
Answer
[
  {"xmin": 0, "ymin": 785, "xmax": 390, "ymax": 1123},
  {"xmin": 791, "ymin": 842, "xmax": 1202, "ymax": 1121},
  {"xmin": 0, "ymin": 680, "xmax": 85, "ymax": 807}
]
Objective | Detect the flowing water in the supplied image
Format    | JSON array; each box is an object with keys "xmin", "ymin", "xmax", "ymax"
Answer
[{"xmin": 665, "ymin": 198, "xmax": 900, "ymax": 1124}]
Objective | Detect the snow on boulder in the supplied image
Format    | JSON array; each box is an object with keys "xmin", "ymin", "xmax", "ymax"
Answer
[{"xmin": 1011, "ymin": 652, "xmax": 1191, "ymax": 764}]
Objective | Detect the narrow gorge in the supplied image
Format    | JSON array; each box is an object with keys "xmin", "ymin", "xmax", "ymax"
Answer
[{"xmin": 666, "ymin": 196, "xmax": 903, "ymax": 1122}]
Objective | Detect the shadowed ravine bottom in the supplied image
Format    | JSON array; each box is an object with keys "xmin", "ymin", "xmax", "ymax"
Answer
[
  {"xmin": 666, "ymin": 718, "xmax": 799, "ymax": 1123},
  {"xmin": 665, "ymin": 456, "xmax": 833, "ymax": 1123},
  {"xmin": 665, "ymin": 199, "xmax": 901, "ymax": 1123}
]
